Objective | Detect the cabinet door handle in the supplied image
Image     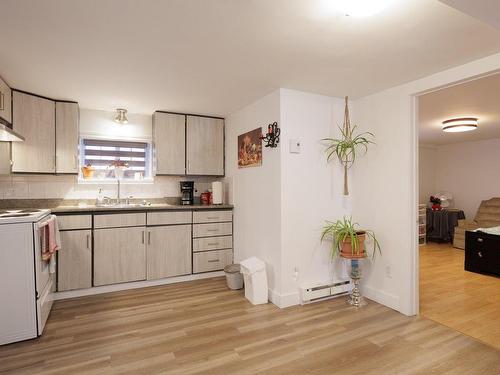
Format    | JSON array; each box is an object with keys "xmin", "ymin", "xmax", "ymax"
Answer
[
  {"xmin": 0, "ymin": 91, "xmax": 4, "ymax": 110},
  {"xmin": 74, "ymin": 155, "xmax": 78, "ymax": 169},
  {"xmin": 86, "ymin": 234, "xmax": 90, "ymax": 249},
  {"xmin": 148, "ymin": 231, "xmax": 151, "ymax": 245},
  {"xmin": 207, "ymin": 217, "xmax": 219, "ymax": 220},
  {"xmin": 142, "ymin": 231, "xmax": 145, "ymax": 244},
  {"xmin": 207, "ymin": 229, "xmax": 218, "ymax": 232},
  {"xmin": 207, "ymin": 242, "xmax": 219, "ymax": 246},
  {"xmin": 208, "ymin": 259, "xmax": 220, "ymax": 263},
  {"xmin": 477, "ymin": 238, "xmax": 483, "ymax": 243},
  {"xmin": 478, "ymin": 251, "xmax": 483, "ymax": 258}
]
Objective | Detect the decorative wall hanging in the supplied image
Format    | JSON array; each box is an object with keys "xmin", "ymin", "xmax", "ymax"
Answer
[
  {"xmin": 238, "ymin": 127, "xmax": 263, "ymax": 168},
  {"xmin": 323, "ymin": 96, "xmax": 374, "ymax": 195},
  {"xmin": 260, "ymin": 122, "xmax": 280, "ymax": 148}
]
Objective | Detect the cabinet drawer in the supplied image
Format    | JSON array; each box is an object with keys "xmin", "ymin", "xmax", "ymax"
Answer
[
  {"xmin": 193, "ymin": 249, "xmax": 233, "ymax": 273},
  {"xmin": 56, "ymin": 214, "xmax": 92, "ymax": 230},
  {"xmin": 94, "ymin": 213, "xmax": 146, "ymax": 228},
  {"xmin": 193, "ymin": 222, "xmax": 232, "ymax": 238},
  {"xmin": 193, "ymin": 210, "xmax": 232, "ymax": 223},
  {"xmin": 147, "ymin": 211, "xmax": 192, "ymax": 226},
  {"xmin": 193, "ymin": 236, "xmax": 232, "ymax": 252}
]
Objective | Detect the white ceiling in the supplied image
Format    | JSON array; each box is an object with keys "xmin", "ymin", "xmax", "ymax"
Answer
[
  {"xmin": 1, "ymin": 0, "xmax": 500, "ymax": 116},
  {"xmin": 419, "ymin": 72, "xmax": 500, "ymax": 145}
]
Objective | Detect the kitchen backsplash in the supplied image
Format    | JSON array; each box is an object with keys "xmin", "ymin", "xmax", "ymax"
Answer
[{"xmin": 0, "ymin": 175, "xmax": 218, "ymax": 200}]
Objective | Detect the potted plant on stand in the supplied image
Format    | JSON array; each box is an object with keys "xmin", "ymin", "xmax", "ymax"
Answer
[{"xmin": 321, "ymin": 217, "xmax": 381, "ymax": 307}]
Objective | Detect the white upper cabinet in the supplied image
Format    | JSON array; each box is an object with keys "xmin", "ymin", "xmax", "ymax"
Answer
[
  {"xmin": 0, "ymin": 76, "xmax": 12, "ymax": 124},
  {"xmin": 153, "ymin": 112, "xmax": 186, "ymax": 175},
  {"xmin": 12, "ymin": 91, "xmax": 56, "ymax": 173},
  {"xmin": 186, "ymin": 115, "xmax": 224, "ymax": 176},
  {"xmin": 56, "ymin": 102, "xmax": 79, "ymax": 174}
]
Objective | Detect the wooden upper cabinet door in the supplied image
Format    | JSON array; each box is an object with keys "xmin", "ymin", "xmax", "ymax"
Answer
[
  {"xmin": 153, "ymin": 112, "xmax": 185, "ymax": 175},
  {"xmin": 147, "ymin": 224, "xmax": 192, "ymax": 280},
  {"xmin": 0, "ymin": 76, "xmax": 12, "ymax": 124},
  {"xmin": 56, "ymin": 102, "xmax": 79, "ymax": 174},
  {"xmin": 12, "ymin": 91, "xmax": 56, "ymax": 173},
  {"xmin": 186, "ymin": 116, "xmax": 224, "ymax": 176}
]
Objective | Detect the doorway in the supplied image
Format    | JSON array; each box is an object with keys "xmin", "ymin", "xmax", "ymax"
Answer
[{"xmin": 416, "ymin": 73, "xmax": 500, "ymax": 350}]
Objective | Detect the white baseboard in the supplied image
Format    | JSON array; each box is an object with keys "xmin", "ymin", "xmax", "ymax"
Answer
[
  {"xmin": 53, "ymin": 271, "xmax": 225, "ymax": 301},
  {"xmin": 268, "ymin": 289, "xmax": 300, "ymax": 308},
  {"xmin": 362, "ymin": 285, "xmax": 400, "ymax": 312}
]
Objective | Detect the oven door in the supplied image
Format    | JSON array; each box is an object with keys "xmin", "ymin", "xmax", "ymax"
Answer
[{"xmin": 33, "ymin": 215, "xmax": 55, "ymax": 335}]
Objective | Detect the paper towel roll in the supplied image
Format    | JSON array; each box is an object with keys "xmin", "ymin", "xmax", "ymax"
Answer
[{"xmin": 212, "ymin": 181, "xmax": 223, "ymax": 205}]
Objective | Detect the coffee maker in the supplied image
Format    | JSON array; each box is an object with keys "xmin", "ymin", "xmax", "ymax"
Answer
[{"xmin": 180, "ymin": 181, "xmax": 194, "ymax": 205}]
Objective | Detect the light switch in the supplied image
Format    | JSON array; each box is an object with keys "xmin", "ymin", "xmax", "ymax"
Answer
[{"xmin": 289, "ymin": 139, "xmax": 301, "ymax": 154}]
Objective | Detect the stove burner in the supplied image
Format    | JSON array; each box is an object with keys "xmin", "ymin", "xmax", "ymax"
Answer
[{"xmin": 0, "ymin": 213, "xmax": 31, "ymax": 218}]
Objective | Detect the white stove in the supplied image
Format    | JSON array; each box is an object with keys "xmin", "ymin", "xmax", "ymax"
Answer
[
  {"xmin": 0, "ymin": 209, "xmax": 51, "ymax": 224},
  {"xmin": 0, "ymin": 208, "xmax": 53, "ymax": 345}
]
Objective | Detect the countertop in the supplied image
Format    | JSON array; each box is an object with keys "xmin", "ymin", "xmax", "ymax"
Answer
[{"xmin": 51, "ymin": 203, "xmax": 234, "ymax": 214}]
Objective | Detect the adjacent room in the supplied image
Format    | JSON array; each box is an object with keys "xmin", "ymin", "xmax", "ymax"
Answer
[
  {"xmin": 1, "ymin": 1, "xmax": 500, "ymax": 374},
  {"xmin": 418, "ymin": 72, "xmax": 500, "ymax": 349}
]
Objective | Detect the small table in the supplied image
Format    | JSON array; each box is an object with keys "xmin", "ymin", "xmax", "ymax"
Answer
[{"xmin": 426, "ymin": 208, "xmax": 465, "ymax": 243}]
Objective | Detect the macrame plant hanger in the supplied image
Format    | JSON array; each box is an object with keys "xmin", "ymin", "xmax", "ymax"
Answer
[{"xmin": 342, "ymin": 96, "xmax": 351, "ymax": 196}]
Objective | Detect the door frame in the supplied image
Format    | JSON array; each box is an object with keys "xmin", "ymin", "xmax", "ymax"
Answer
[{"xmin": 409, "ymin": 68, "xmax": 500, "ymax": 315}]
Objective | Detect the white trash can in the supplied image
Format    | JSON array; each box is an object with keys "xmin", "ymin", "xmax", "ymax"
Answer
[{"xmin": 240, "ymin": 257, "xmax": 268, "ymax": 305}]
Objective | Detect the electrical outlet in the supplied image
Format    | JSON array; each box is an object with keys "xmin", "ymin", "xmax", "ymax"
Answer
[
  {"xmin": 385, "ymin": 265, "xmax": 392, "ymax": 279},
  {"xmin": 293, "ymin": 267, "xmax": 299, "ymax": 281}
]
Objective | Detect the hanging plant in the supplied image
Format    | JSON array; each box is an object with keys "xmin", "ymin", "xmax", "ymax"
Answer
[{"xmin": 323, "ymin": 96, "xmax": 375, "ymax": 195}]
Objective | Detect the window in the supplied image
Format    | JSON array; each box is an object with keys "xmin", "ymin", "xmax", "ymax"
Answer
[{"xmin": 80, "ymin": 138, "xmax": 152, "ymax": 181}]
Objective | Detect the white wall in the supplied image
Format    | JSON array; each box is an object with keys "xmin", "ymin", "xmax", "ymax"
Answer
[
  {"xmin": 434, "ymin": 138, "xmax": 500, "ymax": 219},
  {"xmin": 418, "ymin": 145, "xmax": 437, "ymax": 204},
  {"xmin": 226, "ymin": 88, "xmax": 352, "ymax": 307},
  {"xmin": 225, "ymin": 90, "xmax": 283, "ymax": 295},
  {"xmin": 80, "ymin": 108, "xmax": 152, "ymax": 140},
  {"xmin": 352, "ymin": 52, "xmax": 500, "ymax": 315},
  {"xmin": 279, "ymin": 89, "xmax": 350, "ymax": 305}
]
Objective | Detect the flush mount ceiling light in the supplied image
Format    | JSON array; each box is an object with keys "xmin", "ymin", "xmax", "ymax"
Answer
[
  {"xmin": 329, "ymin": 0, "xmax": 398, "ymax": 17},
  {"xmin": 442, "ymin": 117, "xmax": 478, "ymax": 133},
  {"xmin": 114, "ymin": 108, "xmax": 128, "ymax": 124}
]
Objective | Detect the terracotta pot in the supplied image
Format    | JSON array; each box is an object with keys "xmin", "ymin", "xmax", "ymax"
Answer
[
  {"xmin": 340, "ymin": 232, "xmax": 367, "ymax": 259},
  {"xmin": 81, "ymin": 166, "xmax": 94, "ymax": 179}
]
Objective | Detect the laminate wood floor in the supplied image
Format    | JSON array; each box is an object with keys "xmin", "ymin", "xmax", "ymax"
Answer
[
  {"xmin": 420, "ymin": 243, "xmax": 500, "ymax": 350},
  {"xmin": 1, "ymin": 277, "xmax": 499, "ymax": 374}
]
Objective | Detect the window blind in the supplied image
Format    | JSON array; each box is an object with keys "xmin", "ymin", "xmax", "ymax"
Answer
[{"xmin": 82, "ymin": 139, "xmax": 148, "ymax": 178}]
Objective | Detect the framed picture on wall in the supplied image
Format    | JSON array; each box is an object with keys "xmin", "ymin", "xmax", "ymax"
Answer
[{"xmin": 238, "ymin": 127, "xmax": 263, "ymax": 168}]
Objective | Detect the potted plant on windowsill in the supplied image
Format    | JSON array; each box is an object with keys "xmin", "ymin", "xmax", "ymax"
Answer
[{"xmin": 321, "ymin": 217, "xmax": 381, "ymax": 260}]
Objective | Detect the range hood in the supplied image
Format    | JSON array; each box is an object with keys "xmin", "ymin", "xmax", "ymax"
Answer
[{"xmin": 0, "ymin": 123, "xmax": 25, "ymax": 142}]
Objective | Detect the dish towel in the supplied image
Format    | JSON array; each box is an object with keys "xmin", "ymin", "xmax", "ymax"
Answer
[{"xmin": 42, "ymin": 215, "xmax": 61, "ymax": 274}]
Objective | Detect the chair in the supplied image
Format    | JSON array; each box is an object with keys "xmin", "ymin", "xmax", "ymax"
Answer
[{"xmin": 453, "ymin": 197, "xmax": 500, "ymax": 249}]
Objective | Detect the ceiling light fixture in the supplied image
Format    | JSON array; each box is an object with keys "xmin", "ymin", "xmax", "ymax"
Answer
[
  {"xmin": 114, "ymin": 108, "xmax": 128, "ymax": 124},
  {"xmin": 329, "ymin": 0, "xmax": 398, "ymax": 18},
  {"xmin": 442, "ymin": 117, "xmax": 478, "ymax": 133}
]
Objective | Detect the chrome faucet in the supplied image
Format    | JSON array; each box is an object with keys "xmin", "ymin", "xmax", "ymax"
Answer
[{"xmin": 117, "ymin": 179, "xmax": 121, "ymax": 204}]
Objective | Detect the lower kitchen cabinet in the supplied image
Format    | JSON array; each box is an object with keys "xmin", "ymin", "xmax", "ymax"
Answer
[
  {"xmin": 147, "ymin": 225, "xmax": 192, "ymax": 280},
  {"xmin": 57, "ymin": 230, "xmax": 92, "ymax": 291},
  {"xmin": 94, "ymin": 227, "xmax": 146, "ymax": 286}
]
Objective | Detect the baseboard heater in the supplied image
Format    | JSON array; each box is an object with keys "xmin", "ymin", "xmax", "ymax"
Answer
[{"xmin": 299, "ymin": 279, "xmax": 353, "ymax": 305}]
